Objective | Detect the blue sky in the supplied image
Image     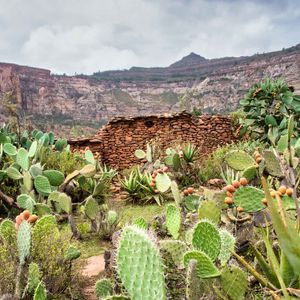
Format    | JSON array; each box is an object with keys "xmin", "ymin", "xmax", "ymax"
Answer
[{"xmin": 0, "ymin": 0, "xmax": 299, "ymax": 74}]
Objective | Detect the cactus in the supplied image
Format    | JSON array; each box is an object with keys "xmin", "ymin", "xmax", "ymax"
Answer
[
  {"xmin": 65, "ymin": 245, "xmax": 81, "ymax": 261},
  {"xmin": 3, "ymin": 143, "xmax": 17, "ymax": 156},
  {"xmin": 220, "ymin": 265, "xmax": 247, "ymax": 300},
  {"xmin": 27, "ymin": 263, "xmax": 42, "ymax": 295},
  {"xmin": 17, "ymin": 220, "xmax": 31, "ymax": 265},
  {"xmin": 263, "ymin": 150, "xmax": 283, "ymax": 177},
  {"xmin": 7, "ymin": 166, "xmax": 23, "ymax": 180},
  {"xmin": 184, "ymin": 195, "xmax": 202, "ymax": 211},
  {"xmin": 242, "ymin": 165, "xmax": 257, "ymax": 181},
  {"xmin": 184, "ymin": 250, "xmax": 220, "ymax": 278},
  {"xmin": 28, "ymin": 140, "xmax": 38, "ymax": 158},
  {"xmin": 29, "ymin": 163, "xmax": 43, "ymax": 178},
  {"xmin": 159, "ymin": 240, "xmax": 188, "ymax": 268},
  {"xmin": 17, "ymin": 148, "xmax": 29, "ymax": 171},
  {"xmin": 0, "ymin": 219, "xmax": 16, "ymax": 243},
  {"xmin": 134, "ymin": 149, "xmax": 146, "ymax": 159},
  {"xmin": 34, "ymin": 203, "xmax": 51, "ymax": 217},
  {"xmin": 192, "ymin": 221, "xmax": 221, "ymax": 262},
  {"xmin": 43, "ymin": 170, "xmax": 65, "ymax": 186},
  {"xmin": 95, "ymin": 278, "xmax": 113, "ymax": 298},
  {"xmin": 155, "ymin": 173, "xmax": 171, "ymax": 193},
  {"xmin": 233, "ymin": 186, "xmax": 265, "ymax": 212},
  {"xmin": 166, "ymin": 204, "xmax": 181, "ymax": 239},
  {"xmin": 170, "ymin": 181, "xmax": 182, "ymax": 206},
  {"xmin": 103, "ymin": 296, "xmax": 130, "ymax": 300},
  {"xmin": 49, "ymin": 192, "xmax": 72, "ymax": 214},
  {"xmin": 32, "ymin": 215, "xmax": 58, "ymax": 246},
  {"xmin": 133, "ymin": 217, "xmax": 147, "ymax": 230},
  {"xmin": 17, "ymin": 194, "xmax": 36, "ymax": 214},
  {"xmin": 84, "ymin": 196, "xmax": 100, "ymax": 220},
  {"xmin": 34, "ymin": 175, "xmax": 52, "ymax": 196},
  {"xmin": 172, "ymin": 153, "xmax": 182, "ymax": 171},
  {"xmin": 218, "ymin": 229, "xmax": 235, "ymax": 266},
  {"xmin": 116, "ymin": 225, "xmax": 166, "ymax": 300},
  {"xmin": 54, "ymin": 138, "xmax": 68, "ymax": 151},
  {"xmin": 85, "ymin": 150, "xmax": 95, "ymax": 164},
  {"xmin": 198, "ymin": 200, "xmax": 221, "ymax": 224},
  {"xmin": 23, "ymin": 171, "xmax": 33, "ymax": 192},
  {"xmin": 225, "ymin": 150, "xmax": 255, "ymax": 171},
  {"xmin": 33, "ymin": 281, "xmax": 47, "ymax": 300},
  {"xmin": 108, "ymin": 210, "xmax": 118, "ymax": 225}
]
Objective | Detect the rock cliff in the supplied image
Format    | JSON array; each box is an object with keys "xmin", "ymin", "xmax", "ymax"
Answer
[{"xmin": 0, "ymin": 44, "xmax": 300, "ymax": 136}]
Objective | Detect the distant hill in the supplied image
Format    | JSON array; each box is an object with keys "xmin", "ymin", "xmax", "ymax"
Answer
[{"xmin": 0, "ymin": 43, "xmax": 300, "ymax": 136}]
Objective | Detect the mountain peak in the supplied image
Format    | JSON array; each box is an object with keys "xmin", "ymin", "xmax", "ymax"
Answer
[{"xmin": 169, "ymin": 52, "xmax": 207, "ymax": 68}]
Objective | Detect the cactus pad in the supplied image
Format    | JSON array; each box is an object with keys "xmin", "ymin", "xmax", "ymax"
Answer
[
  {"xmin": 43, "ymin": 170, "xmax": 65, "ymax": 186},
  {"xmin": 218, "ymin": 229, "xmax": 235, "ymax": 266},
  {"xmin": 33, "ymin": 281, "xmax": 47, "ymax": 300},
  {"xmin": 0, "ymin": 219, "xmax": 16, "ymax": 243},
  {"xmin": 263, "ymin": 150, "xmax": 282, "ymax": 177},
  {"xmin": 225, "ymin": 150, "xmax": 255, "ymax": 171},
  {"xmin": 233, "ymin": 186, "xmax": 265, "ymax": 212},
  {"xmin": 85, "ymin": 150, "xmax": 95, "ymax": 164},
  {"xmin": 133, "ymin": 217, "xmax": 147, "ymax": 230},
  {"xmin": 17, "ymin": 194, "xmax": 36, "ymax": 214},
  {"xmin": 28, "ymin": 140, "xmax": 38, "ymax": 158},
  {"xmin": 28, "ymin": 262, "xmax": 42, "ymax": 294},
  {"xmin": 116, "ymin": 225, "xmax": 166, "ymax": 300},
  {"xmin": 7, "ymin": 166, "xmax": 23, "ymax": 180},
  {"xmin": 242, "ymin": 166, "xmax": 257, "ymax": 181},
  {"xmin": 156, "ymin": 173, "xmax": 171, "ymax": 193},
  {"xmin": 65, "ymin": 245, "xmax": 81, "ymax": 261},
  {"xmin": 134, "ymin": 149, "xmax": 146, "ymax": 159},
  {"xmin": 108, "ymin": 210, "xmax": 118, "ymax": 225},
  {"xmin": 198, "ymin": 200, "xmax": 221, "ymax": 224},
  {"xmin": 35, "ymin": 203, "xmax": 51, "ymax": 216},
  {"xmin": 95, "ymin": 278, "xmax": 113, "ymax": 298},
  {"xmin": 192, "ymin": 221, "xmax": 221, "ymax": 261},
  {"xmin": 220, "ymin": 265, "xmax": 247, "ymax": 300},
  {"xmin": 34, "ymin": 175, "xmax": 52, "ymax": 196},
  {"xmin": 166, "ymin": 204, "xmax": 181, "ymax": 239},
  {"xmin": 84, "ymin": 196, "xmax": 100, "ymax": 220},
  {"xmin": 103, "ymin": 296, "xmax": 130, "ymax": 300},
  {"xmin": 170, "ymin": 181, "xmax": 182, "ymax": 206},
  {"xmin": 3, "ymin": 143, "xmax": 17, "ymax": 156},
  {"xmin": 184, "ymin": 250, "xmax": 221, "ymax": 278},
  {"xmin": 17, "ymin": 148, "xmax": 29, "ymax": 171},
  {"xmin": 159, "ymin": 240, "xmax": 188, "ymax": 268},
  {"xmin": 17, "ymin": 220, "xmax": 32, "ymax": 265}
]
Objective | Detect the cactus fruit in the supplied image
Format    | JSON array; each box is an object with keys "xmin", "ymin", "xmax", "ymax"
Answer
[
  {"xmin": 133, "ymin": 217, "xmax": 147, "ymax": 230},
  {"xmin": 34, "ymin": 175, "xmax": 52, "ymax": 196},
  {"xmin": 218, "ymin": 229, "xmax": 235, "ymax": 266},
  {"xmin": 17, "ymin": 194, "xmax": 36, "ymax": 214},
  {"xmin": 27, "ymin": 262, "xmax": 42, "ymax": 294},
  {"xmin": 220, "ymin": 266, "xmax": 247, "ymax": 300},
  {"xmin": 166, "ymin": 204, "xmax": 181, "ymax": 239},
  {"xmin": 43, "ymin": 170, "xmax": 65, "ymax": 186},
  {"xmin": 116, "ymin": 225, "xmax": 166, "ymax": 300},
  {"xmin": 263, "ymin": 150, "xmax": 282, "ymax": 177},
  {"xmin": 159, "ymin": 240, "xmax": 188, "ymax": 268},
  {"xmin": 3, "ymin": 143, "xmax": 17, "ymax": 156},
  {"xmin": 155, "ymin": 173, "xmax": 171, "ymax": 193},
  {"xmin": 242, "ymin": 166, "xmax": 257, "ymax": 181},
  {"xmin": 184, "ymin": 250, "xmax": 220, "ymax": 278},
  {"xmin": 198, "ymin": 200, "xmax": 221, "ymax": 224},
  {"xmin": 64, "ymin": 245, "xmax": 81, "ymax": 261},
  {"xmin": 233, "ymin": 186, "xmax": 265, "ymax": 212},
  {"xmin": 225, "ymin": 150, "xmax": 256, "ymax": 171},
  {"xmin": 170, "ymin": 181, "xmax": 182, "ymax": 206},
  {"xmin": 192, "ymin": 221, "xmax": 221, "ymax": 261},
  {"xmin": 33, "ymin": 281, "xmax": 47, "ymax": 300},
  {"xmin": 17, "ymin": 148, "xmax": 29, "ymax": 171},
  {"xmin": 17, "ymin": 220, "xmax": 31, "ymax": 265},
  {"xmin": 84, "ymin": 196, "xmax": 100, "ymax": 220},
  {"xmin": 95, "ymin": 278, "xmax": 113, "ymax": 298}
]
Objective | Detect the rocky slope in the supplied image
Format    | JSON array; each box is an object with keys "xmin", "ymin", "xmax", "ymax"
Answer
[{"xmin": 0, "ymin": 44, "xmax": 300, "ymax": 136}]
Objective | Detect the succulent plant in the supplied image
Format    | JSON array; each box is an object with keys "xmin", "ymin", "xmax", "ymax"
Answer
[
  {"xmin": 34, "ymin": 175, "xmax": 52, "ymax": 196},
  {"xmin": 166, "ymin": 204, "xmax": 181, "ymax": 239},
  {"xmin": 198, "ymin": 200, "xmax": 221, "ymax": 224},
  {"xmin": 95, "ymin": 278, "xmax": 113, "ymax": 299},
  {"xmin": 218, "ymin": 229, "xmax": 236, "ymax": 266},
  {"xmin": 33, "ymin": 281, "xmax": 47, "ymax": 300},
  {"xmin": 17, "ymin": 220, "xmax": 31, "ymax": 265},
  {"xmin": 225, "ymin": 150, "xmax": 256, "ymax": 171},
  {"xmin": 27, "ymin": 263, "xmax": 42, "ymax": 295}
]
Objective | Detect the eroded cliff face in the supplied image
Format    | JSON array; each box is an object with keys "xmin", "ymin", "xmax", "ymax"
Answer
[{"xmin": 0, "ymin": 45, "xmax": 300, "ymax": 137}]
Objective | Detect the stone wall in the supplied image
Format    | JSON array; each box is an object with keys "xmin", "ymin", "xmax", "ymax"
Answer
[{"xmin": 69, "ymin": 112, "xmax": 237, "ymax": 169}]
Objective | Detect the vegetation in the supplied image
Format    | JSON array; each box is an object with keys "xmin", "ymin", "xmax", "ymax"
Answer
[{"xmin": 0, "ymin": 77, "xmax": 300, "ymax": 299}]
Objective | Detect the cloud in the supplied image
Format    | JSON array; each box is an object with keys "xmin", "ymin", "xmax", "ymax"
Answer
[{"xmin": 0, "ymin": 0, "xmax": 299, "ymax": 74}]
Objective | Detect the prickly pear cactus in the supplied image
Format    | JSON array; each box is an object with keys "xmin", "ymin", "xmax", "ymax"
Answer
[
  {"xmin": 108, "ymin": 210, "xmax": 118, "ymax": 225},
  {"xmin": 166, "ymin": 204, "xmax": 181, "ymax": 239},
  {"xmin": 17, "ymin": 148, "xmax": 29, "ymax": 171},
  {"xmin": 0, "ymin": 219, "xmax": 16, "ymax": 243},
  {"xmin": 192, "ymin": 221, "xmax": 221, "ymax": 261},
  {"xmin": 198, "ymin": 200, "xmax": 221, "ymax": 224},
  {"xmin": 159, "ymin": 240, "xmax": 188, "ymax": 268},
  {"xmin": 34, "ymin": 175, "xmax": 52, "ymax": 196},
  {"xmin": 84, "ymin": 196, "xmax": 100, "ymax": 220},
  {"xmin": 242, "ymin": 166, "xmax": 257, "ymax": 181},
  {"xmin": 17, "ymin": 194, "xmax": 36, "ymax": 214},
  {"xmin": 64, "ymin": 245, "xmax": 81, "ymax": 261},
  {"xmin": 225, "ymin": 150, "xmax": 255, "ymax": 171},
  {"xmin": 116, "ymin": 225, "xmax": 166, "ymax": 300},
  {"xmin": 156, "ymin": 173, "xmax": 171, "ymax": 193},
  {"xmin": 170, "ymin": 181, "xmax": 182, "ymax": 206},
  {"xmin": 3, "ymin": 142, "xmax": 17, "ymax": 156},
  {"xmin": 133, "ymin": 217, "xmax": 147, "ymax": 230},
  {"xmin": 103, "ymin": 296, "xmax": 130, "ymax": 300},
  {"xmin": 33, "ymin": 281, "xmax": 47, "ymax": 300},
  {"xmin": 218, "ymin": 229, "xmax": 235, "ymax": 266},
  {"xmin": 95, "ymin": 278, "xmax": 113, "ymax": 298},
  {"xmin": 27, "ymin": 262, "xmax": 42, "ymax": 295},
  {"xmin": 43, "ymin": 170, "xmax": 65, "ymax": 186},
  {"xmin": 220, "ymin": 265, "xmax": 247, "ymax": 300},
  {"xmin": 134, "ymin": 149, "xmax": 146, "ymax": 159},
  {"xmin": 263, "ymin": 150, "xmax": 282, "ymax": 177},
  {"xmin": 17, "ymin": 220, "xmax": 32, "ymax": 265},
  {"xmin": 233, "ymin": 186, "xmax": 265, "ymax": 212},
  {"xmin": 184, "ymin": 250, "xmax": 220, "ymax": 278}
]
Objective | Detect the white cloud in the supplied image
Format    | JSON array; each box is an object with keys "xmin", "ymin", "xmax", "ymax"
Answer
[{"xmin": 0, "ymin": 0, "xmax": 299, "ymax": 74}]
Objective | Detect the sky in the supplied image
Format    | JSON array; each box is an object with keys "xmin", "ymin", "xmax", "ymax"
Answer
[{"xmin": 0, "ymin": 0, "xmax": 299, "ymax": 75}]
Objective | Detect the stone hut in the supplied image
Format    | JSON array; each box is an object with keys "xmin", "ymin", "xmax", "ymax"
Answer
[{"xmin": 69, "ymin": 112, "xmax": 237, "ymax": 169}]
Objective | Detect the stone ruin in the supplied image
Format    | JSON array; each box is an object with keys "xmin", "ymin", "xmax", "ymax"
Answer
[{"xmin": 69, "ymin": 112, "xmax": 237, "ymax": 169}]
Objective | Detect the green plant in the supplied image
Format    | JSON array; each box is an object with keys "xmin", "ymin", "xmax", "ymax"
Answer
[
  {"xmin": 165, "ymin": 204, "xmax": 181, "ymax": 239},
  {"xmin": 95, "ymin": 278, "xmax": 113, "ymax": 299}
]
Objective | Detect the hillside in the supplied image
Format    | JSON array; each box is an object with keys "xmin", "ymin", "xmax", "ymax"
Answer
[{"xmin": 0, "ymin": 44, "xmax": 300, "ymax": 136}]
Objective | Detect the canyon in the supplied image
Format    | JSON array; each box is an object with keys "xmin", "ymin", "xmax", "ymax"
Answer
[{"xmin": 0, "ymin": 44, "xmax": 300, "ymax": 137}]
